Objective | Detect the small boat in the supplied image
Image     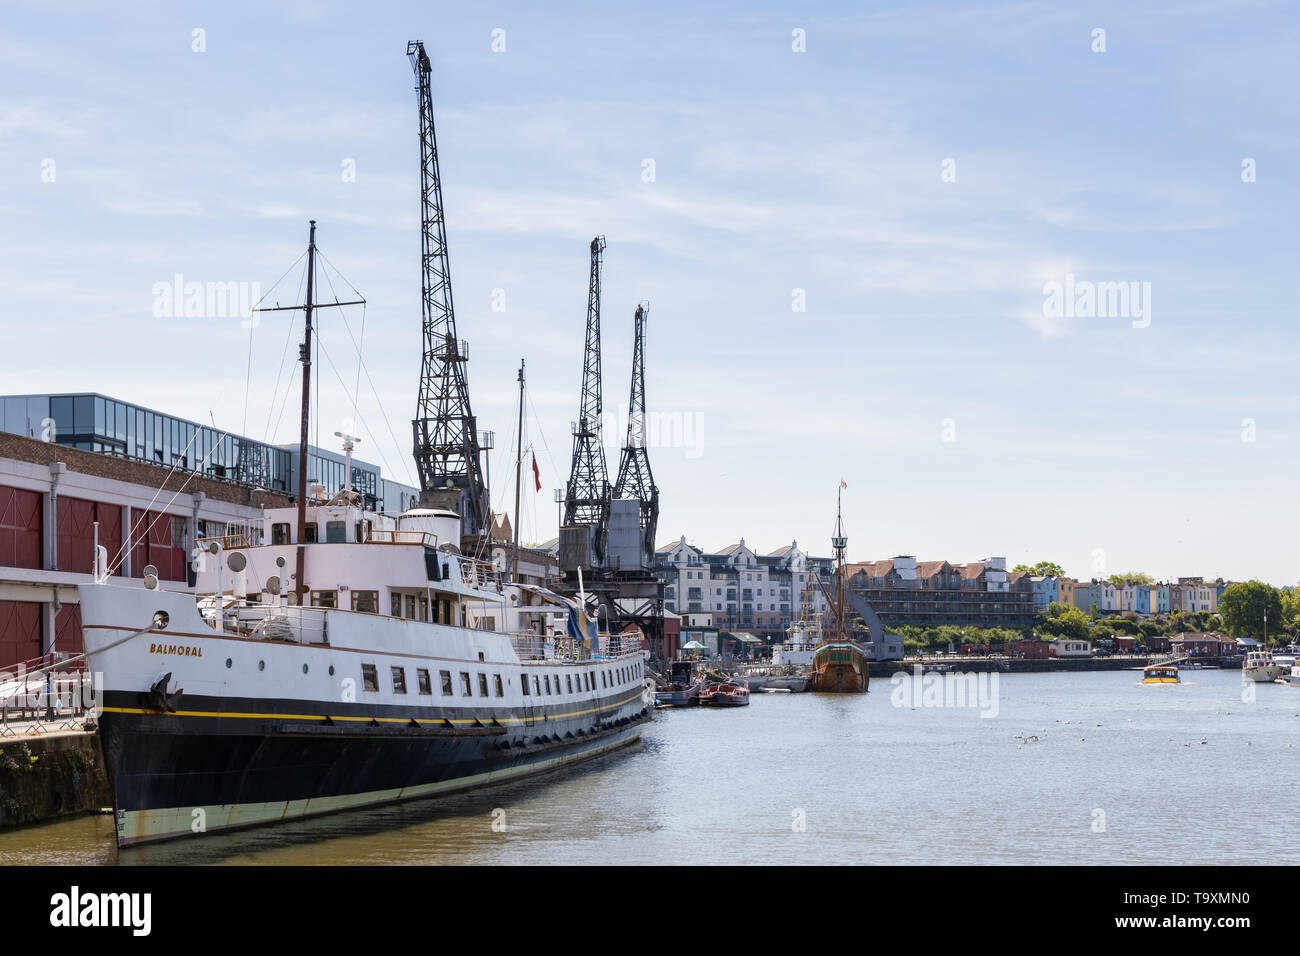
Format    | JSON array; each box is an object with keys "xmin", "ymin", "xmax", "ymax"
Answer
[
  {"xmin": 654, "ymin": 660, "xmax": 703, "ymax": 707},
  {"xmin": 1142, "ymin": 663, "xmax": 1180, "ymax": 684},
  {"xmin": 1243, "ymin": 649, "xmax": 1287, "ymax": 683},
  {"xmin": 698, "ymin": 680, "xmax": 750, "ymax": 707},
  {"xmin": 655, "ymin": 681, "xmax": 703, "ymax": 708}
]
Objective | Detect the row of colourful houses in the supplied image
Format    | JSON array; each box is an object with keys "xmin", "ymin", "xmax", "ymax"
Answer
[{"xmin": 1030, "ymin": 576, "xmax": 1228, "ymax": 617}]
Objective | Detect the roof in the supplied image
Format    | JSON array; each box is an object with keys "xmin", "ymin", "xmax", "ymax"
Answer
[{"xmin": 916, "ymin": 560, "xmax": 949, "ymax": 577}]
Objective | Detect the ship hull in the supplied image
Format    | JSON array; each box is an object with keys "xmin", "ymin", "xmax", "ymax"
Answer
[
  {"xmin": 808, "ymin": 641, "xmax": 869, "ymax": 693},
  {"xmin": 99, "ymin": 699, "xmax": 647, "ymax": 846}
]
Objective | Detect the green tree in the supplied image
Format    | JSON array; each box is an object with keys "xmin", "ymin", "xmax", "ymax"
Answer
[
  {"xmin": 1281, "ymin": 587, "xmax": 1300, "ymax": 635},
  {"xmin": 1108, "ymin": 571, "xmax": 1154, "ymax": 586},
  {"xmin": 1013, "ymin": 561, "xmax": 1065, "ymax": 578},
  {"xmin": 1040, "ymin": 606, "xmax": 1090, "ymax": 640},
  {"xmin": 1218, "ymin": 581, "xmax": 1283, "ymax": 643}
]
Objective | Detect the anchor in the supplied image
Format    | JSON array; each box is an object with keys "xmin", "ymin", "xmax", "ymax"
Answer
[{"xmin": 144, "ymin": 672, "xmax": 183, "ymax": 713}]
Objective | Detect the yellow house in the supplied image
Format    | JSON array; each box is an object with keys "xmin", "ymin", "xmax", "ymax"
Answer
[{"xmin": 1057, "ymin": 577, "xmax": 1077, "ymax": 609}]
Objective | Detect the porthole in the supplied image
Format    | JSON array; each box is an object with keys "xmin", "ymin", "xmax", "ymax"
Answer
[
  {"xmin": 302, "ymin": 663, "xmax": 309, "ymax": 674},
  {"xmin": 329, "ymin": 665, "xmax": 335, "ymax": 676},
  {"xmin": 258, "ymin": 660, "xmax": 266, "ymax": 672},
  {"xmin": 225, "ymin": 658, "xmax": 232, "ymax": 669}
]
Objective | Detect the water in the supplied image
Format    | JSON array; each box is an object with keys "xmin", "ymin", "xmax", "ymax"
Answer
[{"xmin": 2, "ymin": 669, "xmax": 1297, "ymax": 865}]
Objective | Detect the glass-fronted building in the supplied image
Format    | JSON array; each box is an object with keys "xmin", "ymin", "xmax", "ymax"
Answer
[{"xmin": 0, "ymin": 393, "xmax": 418, "ymax": 513}]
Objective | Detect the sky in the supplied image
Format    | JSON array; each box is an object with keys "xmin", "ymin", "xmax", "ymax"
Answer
[{"xmin": 1, "ymin": 0, "xmax": 1298, "ymax": 583}]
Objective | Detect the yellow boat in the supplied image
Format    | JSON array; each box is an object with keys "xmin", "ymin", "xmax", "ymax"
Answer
[{"xmin": 1142, "ymin": 663, "xmax": 1180, "ymax": 684}]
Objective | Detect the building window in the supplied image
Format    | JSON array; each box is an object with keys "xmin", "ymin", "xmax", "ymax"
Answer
[
  {"xmin": 303, "ymin": 523, "xmax": 319, "ymax": 543},
  {"xmin": 460, "ymin": 672, "xmax": 472, "ymax": 697},
  {"xmin": 544, "ymin": 675, "xmax": 551, "ymax": 694},
  {"xmin": 440, "ymin": 670, "xmax": 453, "ymax": 696},
  {"xmin": 391, "ymin": 666, "xmax": 407, "ymax": 694},
  {"xmin": 361, "ymin": 663, "xmax": 378, "ymax": 692},
  {"xmin": 312, "ymin": 590, "xmax": 337, "ymax": 608},
  {"xmin": 494, "ymin": 675, "xmax": 504, "ymax": 697},
  {"xmin": 566, "ymin": 674, "xmax": 573, "ymax": 693},
  {"xmin": 417, "ymin": 668, "xmax": 432, "ymax": 694},
  {"xmin": 325, "ymin": 520, "xmax": 347, "ymax": 543},
  {"xmin": 521, "ymin": 674, "xmax": 530, "ymax": 695},
  {"xmin": 391, "ymin": 592, "xmax": 402, "ymax": 617},
  {"xmin": 272, "ymin": 523, "xmax": 290, "ymax": 545},
  {"xmin": 353, "ymin": 590, "xmax": 378, "ymax": 614},
  {"xmin": 478, "ymin": 673, "xmax": 489, "ymax": 697}
]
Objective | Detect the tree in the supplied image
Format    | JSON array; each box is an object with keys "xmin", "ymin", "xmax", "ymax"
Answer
[
  {"xmin": 1281, "ymin": 587, "xmax": 1300, "ymax": 635},
  {"xmin": 1013, "ymin": 561, "xmax": 1065, "ymax": 578},
  {"xmin": 1108, "ymin": 571, "xmax": 1154, "ymax": 586},
  {"xmin": 1218, "ymin": 581, "xmax": 1283, "ymax": 643},
  {"xmin": 1040, "ymin": 606, "xmax": 1090, "ymax": 640}
]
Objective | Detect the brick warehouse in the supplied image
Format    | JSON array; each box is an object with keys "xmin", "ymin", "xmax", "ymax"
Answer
[{"xmin": 0, "ymin": 431, "xmax": 290, "ymax": 668}]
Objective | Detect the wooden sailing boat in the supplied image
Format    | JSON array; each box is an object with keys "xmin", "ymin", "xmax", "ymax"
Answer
[{"xmin": 808, "ymin": 483, "xmax": 870, "ymax": 693}]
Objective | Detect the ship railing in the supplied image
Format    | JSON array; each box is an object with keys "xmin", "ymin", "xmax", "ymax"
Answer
[
  {"xmin": 510, "ymin": 631, "xmax": 551, "ymax": 661},
  {"xmin": 601, "ymin": 634, "xmax": 646, "ymax": 658},
  {"xmin": 196, "ymin": 533, "xmax": 256, "ymax": 549},
  {"xmin": 509, "ymin": 632, "xmax": 586, "ymax": 662},
  {"xmin": 213, "ymin": 603, "xmax": 330, "ymax": 645},
  {"xmin": 461, "ymin": 558, "xmax": 506, "ymax": 592},
  {"xmin": 364, "ymin": 529, "xmax": 437, "ymax": 547}
]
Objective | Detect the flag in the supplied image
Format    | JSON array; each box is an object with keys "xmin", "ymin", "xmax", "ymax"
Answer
[
  {"xmin": 532, "ymin": 452, "xmax": 541, "ymax": 492},
  {"xmin": 520, "ymin": 585, "xmax": 598, "ymax": 647},
  {"xmin": 840, "ymin": 479, "xmax": 847, "ymax": 489}
]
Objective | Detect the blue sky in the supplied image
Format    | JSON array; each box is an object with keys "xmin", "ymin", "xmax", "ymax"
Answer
[{"xmin": 2, "ymin": 1, "xmax": 1298, "ymax": 583}]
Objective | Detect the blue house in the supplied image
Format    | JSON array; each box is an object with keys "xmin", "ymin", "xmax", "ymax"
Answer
[{"xmin": 1031, "ymin": 576, "xmax": 1059, "ymax": 612}]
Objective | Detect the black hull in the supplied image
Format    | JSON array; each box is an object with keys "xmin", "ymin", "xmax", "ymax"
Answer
[{"xmin": 98, "ymin": 687, "xmax": 651, "ymax": 846}]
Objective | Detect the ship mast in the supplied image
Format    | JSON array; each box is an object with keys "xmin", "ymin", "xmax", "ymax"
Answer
[
  {"xmin": 512, "ymin": 358, "xmax": 525, "ymax": 583},
  {"xmin": 832, "ymin": 483, "xmax": 847, "ymax": 641},
  {"xmin": 252, "ymin": 221, "xmax": 363, "ymax": 604}
]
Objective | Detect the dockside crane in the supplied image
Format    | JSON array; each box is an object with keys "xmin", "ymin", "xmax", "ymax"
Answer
[
  {"xmin": 613, "ymin": 303, "xmax": 659, "ymax": 569},
  {"xmin": 561, "ymin": 237, "xmax": 612, "ymax": 575},
  {"xmin": 407, "ymin": 40, "xmax": 490, "ymax": 539}
]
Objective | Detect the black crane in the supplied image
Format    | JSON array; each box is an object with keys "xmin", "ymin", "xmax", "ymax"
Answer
[
  {"xmin": 613, "ymin": 303, "xmax": 659, "ymax": 569},
  {"xmin": 563, "ymin": 236, "xmax": 611, "ymax": 569},
  {"xmin": 407, "ymin": 40, "xmax": 489, "ymax": 537}
]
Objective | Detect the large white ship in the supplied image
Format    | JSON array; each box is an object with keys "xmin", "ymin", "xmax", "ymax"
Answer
[{"xmin": 80, "ymin": 499, "xmax": 652, "ymax": 847}]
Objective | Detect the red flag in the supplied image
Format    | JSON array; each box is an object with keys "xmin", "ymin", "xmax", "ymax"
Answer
[
  {"xmin": 840, "ymin": 479, "xmax": 847, "ymax": 489},
  {"xmin": 532, "ymin": 452, "xmax": 541, "ymax": 492}
]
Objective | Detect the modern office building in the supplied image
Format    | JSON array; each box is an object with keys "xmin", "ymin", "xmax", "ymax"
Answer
[{"xmin": 1, "ymin": 393, "xmax": 418, "ymax": 515}]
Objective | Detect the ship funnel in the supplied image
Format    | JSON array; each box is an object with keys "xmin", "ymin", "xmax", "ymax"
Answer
[{"xmin": 398, "ymin": 507, "xmax": 459, "ymax": 549}]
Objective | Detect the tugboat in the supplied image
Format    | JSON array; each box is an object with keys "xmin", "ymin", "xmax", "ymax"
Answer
[{"xmin": 807, "ymin": 483, "xmax": 869, "ymax": 694}]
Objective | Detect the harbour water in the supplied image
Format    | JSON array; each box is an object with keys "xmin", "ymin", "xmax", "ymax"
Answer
[{"xmin": 3, "ymin": 669, "xmax": 1296, "ymax": 865}]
